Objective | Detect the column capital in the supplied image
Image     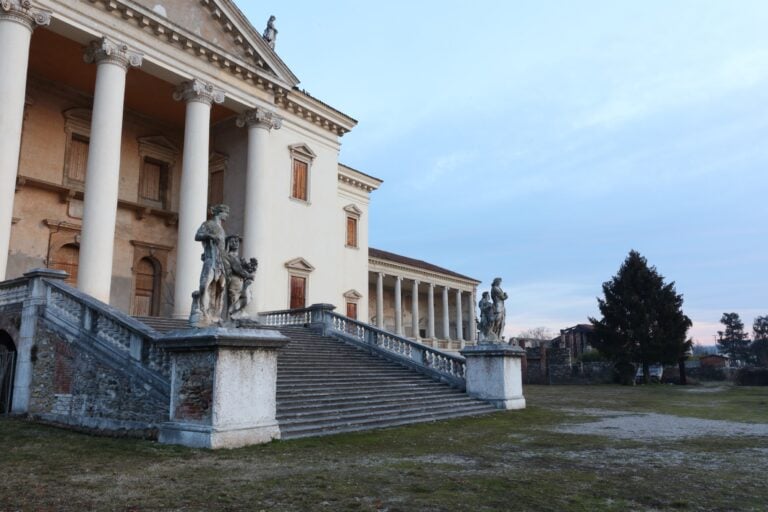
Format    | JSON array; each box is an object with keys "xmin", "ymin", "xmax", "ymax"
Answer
[
  {"xmin": 0, "ymin": 1, "xmax": 51, "ymax": 31},
  {"xmin": 412, "ymin": 279, "xmax": 420, "ymax": 286},
  {"xmin": 236, "ymin": 107, "xmax": 283, "ymax": 130},
  {"xmin": 173, "ymin": 78, "xmax": 225, "ymax": 106},
  {"xmin": 84, "ymin": 38, "xmax": 143, "ymax": 70}
]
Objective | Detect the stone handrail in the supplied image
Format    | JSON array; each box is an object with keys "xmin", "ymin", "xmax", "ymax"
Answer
[
  {"xmin": 260, "ymin": 304, "xmax": 467, "ymax": 389},
  {"xmin": 0, "ymin": 277, "xmax": 30, "ymax": 308}
]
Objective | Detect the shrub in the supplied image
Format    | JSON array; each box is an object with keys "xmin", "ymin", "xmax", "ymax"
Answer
[
  {"xmin": 579, "ymin": 349, "xmax": 606, "ymax": 363},
  {"xmin": 735, "ymin": 367, "xmax": 768, "ymax": 386}
]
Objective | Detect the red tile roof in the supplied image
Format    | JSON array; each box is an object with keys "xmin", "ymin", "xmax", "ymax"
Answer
[{"xmin": 369, "ymin": 247, "xmax": 479, "ymax": 283}]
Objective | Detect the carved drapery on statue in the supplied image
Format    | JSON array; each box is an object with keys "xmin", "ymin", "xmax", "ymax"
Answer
[
  {"xmin": 477, "ymin": 277, "xmax": 509, "ymax": 343},
  {"xmin": 189, "ymin": 204, "xmax": 258, "ymax": 327}
]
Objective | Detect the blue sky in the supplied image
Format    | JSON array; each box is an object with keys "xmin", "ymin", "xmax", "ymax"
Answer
[{"xmin": 242, "ymin": 1, "xmax": 768, "ymax": 344}]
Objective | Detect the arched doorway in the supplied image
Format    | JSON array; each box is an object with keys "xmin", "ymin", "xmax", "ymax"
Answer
[
  {"xmin": 49, "ymin": 243, "xmax": 79, "ymax": 286},
  {"xmin": 133, "ymin": 257, "xmax": 161, "ymax": 316},
  {"xmin": 0, "ymin": 331, "xmax": 16, "ymax": 415}
]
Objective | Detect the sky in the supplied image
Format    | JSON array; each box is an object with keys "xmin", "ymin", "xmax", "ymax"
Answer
[{"xmin": 241, "ymin": 1, "xmax": 768, "ymax": 345}]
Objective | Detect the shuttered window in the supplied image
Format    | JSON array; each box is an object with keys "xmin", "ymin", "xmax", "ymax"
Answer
[
  {"xmin": 346, "ymin": 216, "xmax": 358, "ymax": 248},
  {"xmin": 139, "ymin": 159, "xmax": 168, "ymax": 208},
  {"xmin": 66, "ymin": 136, "xmax": 89, "ymax": 183},
  {"xmin": 291, "ymin": 159, "xmax": 308, "ymax": 201},
  {"xmin": 49, "ymin": 244, "xmax": 79, "ymax": 286},
  {"xmin": 133, "ymin": 258, "xmax": 158, "ymax": 316},
  {"xmin": 346, "ymin": 302, "xmax": 358, "ymax": 320},
  {"xmin": 290, "ymin": 276, "xmax": 306, "ymax": 309},
  {"xmin": 209, "ymin": 168, "xmax": 224, "ymax": 206}
]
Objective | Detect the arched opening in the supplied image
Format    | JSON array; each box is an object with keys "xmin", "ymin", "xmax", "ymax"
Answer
[
  {"xmin": 49, "ymin": 243, "xmax": 79, "ymax": 286},
  {"xmin": 0, "ymin": 331, "xmax": 16, "ymax": 415},
  {"xmin": 133, "ymin": 257, "xmax": 161, "ymax": 317}
]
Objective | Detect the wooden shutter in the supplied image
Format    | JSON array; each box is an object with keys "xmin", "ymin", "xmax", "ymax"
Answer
[
  {"xmin": 292, "ymin": 160, "xmax": 308, "ymax": 201},
  {"xmin": 133, "ymin": 258, "xmax": 157, "ymax": 316},
  {"xmin": 140, "ymin": 160, "xmax": 162, "ymax": 202},
  {"xmin": 346, "ymin": 302, "xmax": 357, "ymax": 320},
  {"xmin": 290, "ymin": 276, "xmax": 306, "ymax": 309},
  {"xmin": 209, "ymin": 169, "xmax": 224, "ymax": 206},
  {"xmin": 346, "ymin": 216, "xmax": 357, "ymax": 247},
  {"xmin": 50, "ymin": 244, "xmax": 79, "ymax": 286},
  {"xmin": 67, "ymin": 136, "xmax": 89, "ymax": 182}
]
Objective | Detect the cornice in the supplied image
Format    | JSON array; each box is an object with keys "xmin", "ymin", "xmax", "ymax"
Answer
[
  {"xmin": 0, "ymin": 0, "xmax": 51, "ymax": 31},
  {"xmin": 369, "ymin": 258, "xmax": 480, "ymax": 290},
  {"xmin": 82, "ymin": 0, "xmax": 354, "ymax": 137},
  {"xmin": 338, "ymin": 172, "xmax": 380, "ymax": 194}
]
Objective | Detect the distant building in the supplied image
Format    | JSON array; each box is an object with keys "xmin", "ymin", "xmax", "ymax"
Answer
[
  {"xmin": 556, "ymin": 324, "xmax": 596, "ymax": 360},
  {"xmin": 699, "ymin": 354, "xmax": 730, "ymax": 369}
]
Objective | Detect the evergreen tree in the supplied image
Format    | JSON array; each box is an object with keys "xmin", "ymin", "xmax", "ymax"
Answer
[
  {"xmin": 716, "ymin": 313, "xmax": 751, "ymax": 364},
  {"xmin": 751, "ymin": 315, "xmax": 768, "ymax": 366},
  {"xmin": 590, "ymin": 250, "xmax": 692, "ymax": 384}
]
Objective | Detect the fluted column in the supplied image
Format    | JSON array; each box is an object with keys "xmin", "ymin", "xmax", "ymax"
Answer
[
  {"xmin": 77, "ymin": 39, "xmax": 142, "ymax": 302},
  {"xmin": 0, "ymin": 3, "xmax": 50, "ymax": 280},
  {"xmin": 456, "ymin": 289, "xmax": 464, "ymax": 347},
  {"xmin": 411, "ymin": 280, "xmax": 419, "ymax": 340},
  {"xmin": 376, "ymin": 272, "xmax": 384, "ymax": 328},
  {"xmin": 172, "ymin": 79, "xmax": 224, "ymax": 317},
  {"xmin": 394, "ymin": 276, "xmax": 403, "ymax": 335},
  {"xmin": 442, "ymin": 286, "xmax": 450, "ymax": 340},
  {"xmin": 236, "ymin": 107, "xmax": 282, "ymax": 313},
  {"xmin": 427, "ymin": 282, "xmax": 435, "ymax": 339}
]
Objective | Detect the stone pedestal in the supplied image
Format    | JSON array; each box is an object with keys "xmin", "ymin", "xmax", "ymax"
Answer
[
  {"xmin": 460, "ymin": 344, "xmax": 526, "ymax": 410},
  {"xmin": 156, "ymin": 327, "xmax": 289, "ymax": 449}
]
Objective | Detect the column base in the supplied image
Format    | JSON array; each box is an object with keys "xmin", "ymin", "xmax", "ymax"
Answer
[
  {"xmin": 159, "ymin": 421, "xmax": 281, "ymax": 449},
  {"xmin": 480, "ymin": 396, "xmax": 526, "ymax": 410}
]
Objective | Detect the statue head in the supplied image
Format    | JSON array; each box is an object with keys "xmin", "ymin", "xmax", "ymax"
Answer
[
  {"xmin": 226, "ymin": 234, "xmax": 241, "ymax": 251},
  {"xmin": 492, "ymin": 277, "xmax": 502, "ymax": 286},
  {"xmin": 482, "ymin": 291, "xmax": 490, "ymax": 299},
  {"xmin": 210, "ymin": 204, "xmax": 230, "ymax": 220},
  {"xmin": 269, "ymin": 15, "xmax": 276, "ymax": 23}
]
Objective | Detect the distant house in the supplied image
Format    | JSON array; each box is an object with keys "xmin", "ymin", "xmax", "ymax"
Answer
[
  {"xmin": 699, "ymin": 354, "xmax": 730, "ymax": 368},
  {"xmin": 557, "ymin": 324, "xmax": 596, "ymax": 360}
]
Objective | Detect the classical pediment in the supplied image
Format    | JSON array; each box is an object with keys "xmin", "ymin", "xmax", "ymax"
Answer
[
  {"xmin": 284, "ymin": 257, "xmax": 315, "ymax": 273},
  {"xmin": 343, "ymin": 289, "xmax": 363, "ymax": 300},
  {"xmin": 105, "ymin": 0, "xmax": 299, "ymax": 87}
]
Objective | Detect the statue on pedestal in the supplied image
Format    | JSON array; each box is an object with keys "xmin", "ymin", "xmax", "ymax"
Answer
[
  {"xmin": 263, "ymin": 15, "xmax": 278, "ymax": 49},
  {"xmin": 477, "ymin": 277, "xmax": 509, "ymax": 343},
  {"xmin": 189, "ymin": 204, "xmax": 258, "ymax": 327}
]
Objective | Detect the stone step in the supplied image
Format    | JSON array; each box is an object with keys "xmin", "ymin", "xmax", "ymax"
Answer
[{"xmin": 277, "ymin": 394, "xmax": 478, "ymax": 418}]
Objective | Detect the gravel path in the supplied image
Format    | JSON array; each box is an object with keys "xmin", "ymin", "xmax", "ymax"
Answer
[{"xmin": 554, "ymin": 410, "xmax": 768, "ymax": 440}]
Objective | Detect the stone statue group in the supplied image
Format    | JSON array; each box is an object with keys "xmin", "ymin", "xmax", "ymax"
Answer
[
  {"xmin": 190, "ymin": 204, "xmax": 258, "ymax": 327},
  {"xmin": 477, "ymin": 277, "xmax": 508, "ymax": 343}
]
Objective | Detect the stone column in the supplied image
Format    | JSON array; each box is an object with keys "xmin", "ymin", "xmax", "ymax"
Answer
[
  {"xmin": 172, "ymin": 79, "xmax": 224, "ymax": 317},
  {"xmin": 411, "ymin": 280, "xmax": 419, "ymax": 340},
  {"xmin": 156, "ymin": 327, "xmax": 289, "ymax": 448},
  {"xmin": 442, "ymin": 286, "xmax": 450, "ymax": 340},
  {"xmin": 0, "ymin": 2, "xmax": 50, "ymax": 281},
  {"xmin": 469, "ymin": 289, "xmax": 477, "ymax": 344},
  {"xmin": 394, "ymin": 276, "xmax": 403, "ymax": 336},
  {"xmin": 236, "ymin": 108, "xmax": 282, "ymax": 314},
  {"xmin": 427, "ymin": 282, "xmax": 435, "ymax": 339},
  {"xmin": 77, "ymin": 39, "xmax": 142, "ymax": 302},
  {"xmin": 376, "ymin": 272, "xmax": 384, "ymax": 328},
  {"xmin": 456, "ymin": 289, "xmax": 464, "ymax": 348}
]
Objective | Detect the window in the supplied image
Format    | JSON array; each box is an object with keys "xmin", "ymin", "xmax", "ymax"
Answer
[
  {"xmin": 49, "ymin": 244, "xmax": 79, "ymax": 286},
  {"xmin": 139, "ymin": 158, "xmax": 169, "ymax": 209},
  {"xmin": 288, "ymin": 144, "xmax": 316, "ymax": 203},
  {"xmin": 208, "ymin": 152, "xmax": 228, "ymax": 208},
  {"xmin": 62, "ymin": 108, "xmax": 92, "ymax": 187},
  {"xmin": 343, "ymin": 204, "xmax": 362, "ymax": 249},
  {"xmin": 346, "ymin": 302, "xmax": 358, "ymax": 320},
  {"xmin": 343, "ymin": 289, "xmax": 363, "ymax": 321},
  {"xmin": 291, "ymin": 159, "xmax": 308, "ymax": 201},
  {"xmin": 285, "ymin": 257, "xmax": 315, "ymax": 309},
  {"xmin": 290, "ymin": 276, "xmax": 306, "ymax": 309},
  {"xmin": 137, "ymin": 136, "xmax": 178, "ymax": 210}
]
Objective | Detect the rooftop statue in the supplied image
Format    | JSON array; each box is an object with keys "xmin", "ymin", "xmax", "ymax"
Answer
[
  {"xmin": 189, "ymin": 204, "xmax": 258, "ymax": 327},
  {"xmin": 263, "ymin": 15, "xmax": 278, "ymax": 49}
]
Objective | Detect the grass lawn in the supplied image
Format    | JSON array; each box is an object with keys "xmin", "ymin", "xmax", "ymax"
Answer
[{"xmin": 1, "ymin": 384, "xmax": 767, "ymax": 511}]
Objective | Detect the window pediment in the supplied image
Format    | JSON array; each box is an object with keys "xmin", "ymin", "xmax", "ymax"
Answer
[
  {"xmin": 343, "ymin": 289, "xmax": 363, "ymax": 300},
  {"xmin": 288, "ymin": 143, "xmax": 316, "ymax": 160},
  {"xmin": 138, "ymin": 136, "xmax": 179, "ymax": 165},
  {"xmin": 343, "ymin": 204, "xmax": 363, "ymax": 217},
  {"xmin": 285, "ymin": 257, "xmax": 315, "ymax": 273}
]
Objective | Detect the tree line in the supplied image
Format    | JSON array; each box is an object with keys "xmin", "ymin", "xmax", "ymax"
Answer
[{"xmin": 717, "ymin": 313, "xmax": 768, "ymax": 366}]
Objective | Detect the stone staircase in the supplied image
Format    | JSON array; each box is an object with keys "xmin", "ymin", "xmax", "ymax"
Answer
[{"xmin": 134, "ymin": 317, "xmax": 497, "ymax": 439}]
